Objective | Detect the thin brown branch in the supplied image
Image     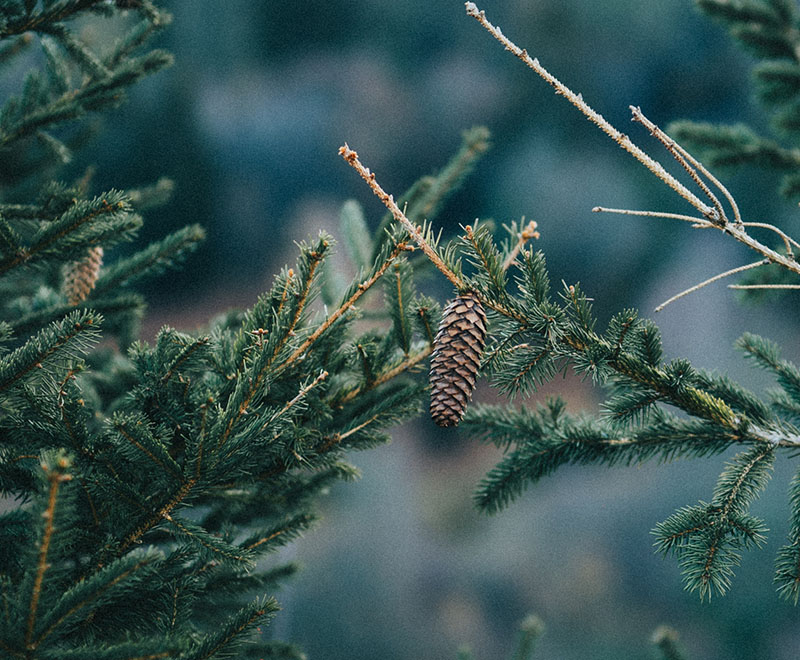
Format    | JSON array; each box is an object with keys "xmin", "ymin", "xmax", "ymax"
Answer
[
  {"xmin": 26, "ymin": 458, "xmax": 73, "ymax": 646},
  {"xmin": 339, "ymin": 144, "xmax": 463, "ymax": 289},
  {"xmin": 339, "ymin": 143, "xmax": 526, "ymax": 322}
]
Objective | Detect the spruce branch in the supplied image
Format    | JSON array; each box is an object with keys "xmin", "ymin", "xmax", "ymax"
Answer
[
  {"xmin": 652, "ymin": 626, "xmax": 687, "ymax": 660},
  {"xmin": 0, "ymin": 309, "xmax": 101, "ymax": 393},
  {"xmin": 25, "ymin": 453, "xmax": 73, "ymax": 648},
  {"xmin": 32, "ymin": 550, "xmax": 160, "ymax": 648},
  {"xmin": 339, "ymin": 144, "xmax": 463, "ymax": 290},
  {"xmin": 184, "ymin": 596, "xmax": 279, "ymax": 660}
]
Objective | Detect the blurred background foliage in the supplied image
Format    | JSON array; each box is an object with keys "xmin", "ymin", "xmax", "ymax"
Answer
[{"xmin": 10, "ymin": 0, "xmax": 800, "ymax": 657}]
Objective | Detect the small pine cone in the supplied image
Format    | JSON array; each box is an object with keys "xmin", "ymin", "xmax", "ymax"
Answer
[
  {"xmin": 429, "ymin": 291, "xmax": 487, "ymax": 427},
  {"xmin": 63, "ymin": 246, "xmax": 104, "ymax": 306}
]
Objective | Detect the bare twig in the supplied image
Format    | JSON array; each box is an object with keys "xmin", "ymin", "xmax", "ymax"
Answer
[
  {"xmin": 729, "ymin": 283, "xmax": 800, "ymax": 290},
  {"xmin": 339, "ymin": 144, "xmax": 463, "ymax": 289},
  {"xmin": 655, "ymin": 260, "xmax": 769, "ymax": 312},
  {"xmin": 631, "ymin": 106, "xmax": 727, "ymax": 225},
  {"xmin": 466, "ymin": 2, "xmax": 800, "ymax": 291},
  {"xmin": 464, "ymin": 2, "xmax": 712, "ymax": 217},
  {"xmin": 593, "ymin": 206, "xmax": 714, "ymax": 227},
  {"xmin": 742, "ymin": 222, "xmax": 799, "ymax": 257},
  {"xmin": 502, "ymin": 219, "xmax": 540, "ymax": 271}
]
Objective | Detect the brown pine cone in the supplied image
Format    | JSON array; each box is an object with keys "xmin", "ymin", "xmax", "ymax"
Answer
[
  {"xmin": 62, "ymin": 246, "xmax": 104, "ymax": 306},
  {"xmin": 429, "ymin": 291, "xmax": 487, "ymax": 427}
]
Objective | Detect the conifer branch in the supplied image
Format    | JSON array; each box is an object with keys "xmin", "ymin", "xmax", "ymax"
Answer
[
  {"xmin": 278, "ymin": 239, "xmax": 410, "ymax": 370},
  {"xmin": 33, "ymin": 553, "xmax": 157, "ymax": 647},
  {"xmin": 260, "ymin": 370, "xmax": 328, "ymax": 431},
  {"xmin": 113, "ymin": 477, "xmax": 196, "ymax": 559},
  {"xmin": 652, "ymin": 626, "xmax": 687, "ymax": 660},
  {"xmin": 336, "ymin": 344, "xmax": 432, "ymax": 406},
  {"xmin": 339, "ymin": 144, "xmax": 463, "ymax": 290},
  {"xmin": 185, "ymin": 596, "xmax": 278, "ymax": 660},
  {"xmin": 25, "ymin": 455, "xmax": 73, "ymax": 647},
  {"xmin": 0, "ymin": 310, "xmax": 101, "ymax": 393}
]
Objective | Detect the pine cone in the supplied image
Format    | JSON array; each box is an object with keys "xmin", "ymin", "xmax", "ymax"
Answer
[
  {"xmin": 62, "ymin": 246, "xmax": 104, "ymax": 306},
  {"xmin": 429, "ymin": 291, "xmax": 487, "ymax": 427}
]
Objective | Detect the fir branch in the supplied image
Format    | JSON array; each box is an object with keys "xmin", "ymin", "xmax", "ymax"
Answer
[
  {"xmin": 335, "ymin": 342, "xmax": 431, "ymax": 406},
  {"xmin": 93, "ymin": 224, "xmax": 205, "ymax": 295},
  {"xmin": 107, "ymin": 412, "xmax": 182, "ymax": 481},
  {"xmin": 278, "ymin": 237, "xmax": 412, "ymax": 371},
  {"xmin": 512, "ymin": 614, "xmax": 545, "ymax": 660},
  {"xmin": 25, "ymin": 453, "xmax": 73, "ymax": 648},
  {"xmin": 184, "ymin": 596, "xmax": 279, "ymax": 660},
  {"xmin": 652, "ymin": 626, "xmax": 687, "ymax": 660},
  {"xmin": 240, "ymin": 514, "xmax": 316, "ymax": 554},
  {"xmin": 0, "ymin": 193, "xmax": 140, "ymax": 276},
  {"xmin": 775, "ymin": 466, "xmax": 800, "ymax": 603},
  {"xmin": 653, "ymin": 444, "xmax": 774, "ymax": 599},
  {"xmin": 163, "ymin": 514, "xmax": 253, "ymax": 565},
  {"xmin": 0, "ymin": 309, "xmax": 101, "ymax": 393},
  {"xmin": 1, "ymin": 1, "xmax": 109, "ymax": 37},
  {"xmin": 112, "ymin": 477, "xmax": 196, "ymax": 559},
  {"xmin": 31, "ymin": 549, "xmax": 160, "ymax": 648}
]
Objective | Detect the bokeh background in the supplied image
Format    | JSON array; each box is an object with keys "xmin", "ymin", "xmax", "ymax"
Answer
[{"xmin": 63, "ymin": 0, "xmax": 800, "ymax": 657}]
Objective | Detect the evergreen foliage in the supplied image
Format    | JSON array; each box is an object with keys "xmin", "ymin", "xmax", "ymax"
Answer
[
  {"xmin": 0, "ymin": 2, "xmax": 500, "ymax": 656},
  {"xmin": 7, "ymin": 0, "xmax": 800, "ymax": 656}
]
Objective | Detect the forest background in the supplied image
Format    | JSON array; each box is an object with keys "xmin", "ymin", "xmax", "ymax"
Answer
[{"xmin": 7, "ymin": 1, "xmax": 798, "ymax": 658}]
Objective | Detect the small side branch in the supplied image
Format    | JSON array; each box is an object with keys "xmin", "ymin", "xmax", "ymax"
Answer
[
  {"xmin": 339, "ymin": 144, "xmax": 463, "ymax": 289},
  {"xmin": 464, "ymin": 2, "xmax": 712, "ymax": 216},
  {"xmin": 502, "ymin": 219, "xmax": 540, "ymax": 271},
  {"xmin": 26, "ymin": 458, "xmax": 73, "ymax": 646},
  {"xmin": 655, "ymin": 260, "xmax": 769, "ymax": 312}
]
